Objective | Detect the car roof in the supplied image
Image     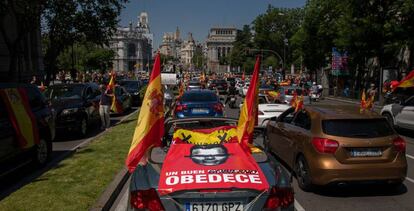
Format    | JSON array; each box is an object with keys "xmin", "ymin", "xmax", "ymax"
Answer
[
  {"xmin": 184, "ymin": 89, "xmax": 216, "ymax": 95},
  {"xmin": 305, "ymin": 104, "xmax": 381, "ymax": 120}
]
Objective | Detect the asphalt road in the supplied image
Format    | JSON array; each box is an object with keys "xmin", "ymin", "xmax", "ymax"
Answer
[
  {"xmin": 0, "ymin": 107, "xmax": 138, "ymax": 201},
  {"xmin": 111, "ymin": 96, "xmax": 414, "ymax": 211}
]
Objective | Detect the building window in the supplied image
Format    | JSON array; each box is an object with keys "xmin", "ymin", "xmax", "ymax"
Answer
[{"xmin": 127, "ymin": 43, "xmax": 136, "ymax": 57}]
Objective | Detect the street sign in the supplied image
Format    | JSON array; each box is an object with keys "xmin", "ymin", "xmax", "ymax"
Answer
[{"xmin": 161, "ymin": 73, "xmax": 177, "ymax": 85}]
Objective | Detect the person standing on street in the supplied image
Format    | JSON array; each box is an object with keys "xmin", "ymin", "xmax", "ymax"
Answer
[
  {"xmin": 99, "ymin": 84, "xmax": 114, "ymax": 130},
  {"xmin": 367, "ymin": 83, "xmax": 377, "ymax": 98}
]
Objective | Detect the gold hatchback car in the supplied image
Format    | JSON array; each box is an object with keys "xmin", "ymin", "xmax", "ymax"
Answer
[{"xmin": 265, "ymin": 105, "xmax": 407, "ymax": 191}]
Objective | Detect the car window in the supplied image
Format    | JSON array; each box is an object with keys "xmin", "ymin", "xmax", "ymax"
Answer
[
  {"xmin": 25, "ymin": 87, "xmax": 45, "ymax": 111},
  {"xmin": 292, "ymin": 110, "xmax": 311, "ymax": 130},
  {"xmin": 405, "ymin": 97, "xmax": 414, "ymax": 106},
  {"xmin": 182, "ymin": 92, "xmax": 218, "ymax": 102},
  {"xmin": 278, "ymin": 108, "xmax": 295, "ymax": 124},
  {"xmin": 322, "ymin": 118, "xmax": 394, "ymax": 138}
]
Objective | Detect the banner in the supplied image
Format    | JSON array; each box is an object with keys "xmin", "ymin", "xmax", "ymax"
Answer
[
  {"xmin": 331, "ymin": 47, "xmax": 349, "ymax": 76},
  {"xmin": 173, "ymin": 126, "xmax": 238, "ymax": 145},
  {"xmin": 158, "ymin": 143, "xmax": 269, "ymax": 195}
]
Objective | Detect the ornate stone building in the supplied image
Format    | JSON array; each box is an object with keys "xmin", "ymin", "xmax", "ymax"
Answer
[
  {"xmin": 109, "ymin": 12, "xmax": 153, "ymax": 72},
  {"xmin": 180, "ymin": 33, "xmax": 196, "ymax": 65},
  {"xmin": 159, "ymin": 27, "xmax": 182, "ymax": 59},
  {"xmin": 206, "ymin": 27, "xmax": 237, "ymax": 73}
]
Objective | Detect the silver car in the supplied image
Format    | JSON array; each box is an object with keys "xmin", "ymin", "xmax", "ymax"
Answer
[
  {"xmin": 127, "ymin": 117, "xmax": 294, "ymax": 211},
  {"xmin": 381, "ymin": 95, "xmax": 414, "ymax": 130}
]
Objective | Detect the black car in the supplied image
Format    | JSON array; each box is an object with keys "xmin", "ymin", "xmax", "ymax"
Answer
[
  {"xmin": 209, "ymin": 79, "xmax": 228, "ymax": 94},
  {"xmin": 45, "ymin": 83, "xmax": 101, "ymax": 137},
  {"xmin": 119, "ymin": 80, "xmax": 142, "ymax": 106},
  {"xmin": 0, "ymin": 83, "xmax": 55, "ymax": 177}
]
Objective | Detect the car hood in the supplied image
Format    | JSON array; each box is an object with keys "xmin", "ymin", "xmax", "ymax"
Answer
[{"xmin": 51, "ymin": 98, "xmax": 84, "ymax": 112}]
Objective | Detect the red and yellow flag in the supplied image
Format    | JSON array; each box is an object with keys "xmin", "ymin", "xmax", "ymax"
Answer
[
  {"xmin": 290, "ymin": 91, "xmax": 304, "ymax": 112},
  {"xmin": 0, "ymin": 88, "xmax": 39, "ymax": 149},
  {"xmin": 396, "ymin": 70, "xmax": 414, "ymax": 89},
  {"xmin": 360, "ymin": 89, "xmax": 374, "ymax": 112},
  {"xmin": 126, "ymin": 53, "xmax": 164, "ymax": 173},
  {"xmin": 237, "ymin": 56, "xmax": 260, "ymax": 147},
  {"xmin": 107, "ymin": 73, "xmax": 123, "ymax": 114}
]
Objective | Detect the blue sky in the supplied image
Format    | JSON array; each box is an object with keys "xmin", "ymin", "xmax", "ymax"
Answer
[{"xmin": 119, "ymin": 0, "xmax": 306, "ymax": 49}]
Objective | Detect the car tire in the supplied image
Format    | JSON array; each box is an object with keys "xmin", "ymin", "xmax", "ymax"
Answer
[
  {"xmin": 383, "ymin": 113, "xmax": 395, "ymax": 128},
  {"xmin": 33, "ymin": 137, "xmax": 51, "ymax": 166},
  {"xmin": 78, "ymin": 117, "xmax": 88, "ymax": 137},
  {"xmin": 295, "ymin": 156, "xmax": 313, "ymax": 192}
]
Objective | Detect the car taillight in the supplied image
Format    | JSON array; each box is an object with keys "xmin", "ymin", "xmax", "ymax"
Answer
[
  {"xmin": 130, "ymin": 189, "xmax": 165, "ymax": 211},
  {"xmin": 264, "ymin": 187, "xmax": 294, "ymax": 209},
  {"xmin": 175, "ymin": 104, "xmax": 187, "ymax": 112},
  {"xmin": 213, "ymin": 103, "xmax": 223, "ymax": 112},
  {"xmin": 393, "ymin": 136, "xmax": 406, "ymax": 152},
  {"xmin": 312, "ymin": 137, "xmax": 339, "ymax": 154}
]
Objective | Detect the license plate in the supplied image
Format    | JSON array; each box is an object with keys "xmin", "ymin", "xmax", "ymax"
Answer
[
  {"xmin": 192, "ymin": 108, "xmax": 209, "ymax": 114},
  {"xmin": 185, "ymin": 201, "xmax": 243, "ymax": 211},
  {"xmin": 350, "ymin": 149, "xmax": 382, "ymax": 157}
]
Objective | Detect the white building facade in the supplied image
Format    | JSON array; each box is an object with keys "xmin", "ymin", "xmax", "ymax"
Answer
[
  {"xmin": 206, "ymin": 27, "xmax": 237, "ymax": 73},
  {"xmin": 109, "ymin": 12, "xmax": 153, "ymax": 72}
]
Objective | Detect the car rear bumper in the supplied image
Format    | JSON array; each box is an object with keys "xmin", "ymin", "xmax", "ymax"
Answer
[{"xmin": 308, "ymin": 154, "xmax": 407, "ymax": 185}]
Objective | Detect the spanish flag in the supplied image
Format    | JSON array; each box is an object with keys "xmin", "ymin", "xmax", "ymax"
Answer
[
  {"xmin": 360, "ymin": 89, "xmax": 374, "ymax": 112},
  {"xmin": 237, "ymin": 56, "xmax": 260, "ymax": 147},
  {"xmin": 396, "ymin": 70, "xmax": 414, "ymax": 89},
  {"xmin": 0, "ymin": 88, "xmax": 39, "ymax": 149},
  {"xmin": 290, "ymin": 91, "xmax": 304, "ymax": 112},
  {"xmin": 126, "ymin": 53, "xmax": 164, "ymax": 173},
  {"xmin": 107, "ymin": 73, "xmax": 123, "ymax": 114}
]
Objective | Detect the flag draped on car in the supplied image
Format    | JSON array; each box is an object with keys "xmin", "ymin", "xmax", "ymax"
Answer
[
  {"xmin": 107, "ymin": 73, "xmax": 123, "ymax": 114},
  {"xmin": 0, "ymin": 88, "xmax": 39, "ymax": 149},
  {"xmin": 396, "ymin": 69, "xmax": 414, "ymax": 89},
  {"xmin": 126, "ymin": 53, "xmax": 164, "ymax": 173},
  {"xmin": 237, "ymin": 56, "xmax": 260, "ymax": 147},
  {"xmin": 173, "ymin": 126, "xmax": 238, "ymax": 145}
]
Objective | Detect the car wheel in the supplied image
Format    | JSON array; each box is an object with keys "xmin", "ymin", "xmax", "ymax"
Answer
[
  {"xmin": 78, "ymin": 117, "xmax": 88, "ymax": 137},
  {"xmin": 33, "ymin": 138, "xmax": 51, "ymax": 166},
  {"xmin": 383, "ymin": 113, "xmax": 395, "ymax": 128},
  {"xmin": 295, "ymin": 156, "xmax": 313, "ymax": 192}
]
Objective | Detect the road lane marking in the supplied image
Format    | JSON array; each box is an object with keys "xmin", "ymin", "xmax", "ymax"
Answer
[
  {"xmin": 295, "ymin": 199, "xmax": 305, "ymax": 211},
  {"xmin": 406, "ymin": 177, "xmax": 414, "ymax": 184},
  {"xmin": 406, "ymin": 154, "xmax": 414, "ymax": 160}
]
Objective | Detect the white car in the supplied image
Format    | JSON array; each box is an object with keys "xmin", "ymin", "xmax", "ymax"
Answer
[
  {"xmin": 258, "ymin": 95, "xmax": 291, "ymax": 127},
  {"xmin": 240, "ymin": 95, "xmax": 291, "ymax": 127},
  {"xmin": 381, "ymin": 95, "xmax": 414, "ymax": 130}
]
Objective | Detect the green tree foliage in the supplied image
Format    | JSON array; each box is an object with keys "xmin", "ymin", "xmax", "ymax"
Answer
[
  {"xmin": 228, "ymin": 25, "xmax": 254, "ymax": 71},
  {"xmin": 191, "ymin": 47, "xmax": 206, "ymax": 70},
  {"xmin": 57, "ymin": 42, "xmax": 115, "ymax": 72},
  {"xmin": 42, "ymin": 0, "xmax": 128, "ymax": 82}
]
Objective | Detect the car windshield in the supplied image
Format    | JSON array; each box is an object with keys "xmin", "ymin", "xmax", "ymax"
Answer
[
  {"xmin": 46, "ymin": 85, "xmax": 83, "ymax": 100},
  {"xmin": 286, "ymin": 88, "xmax": 303, "ymax": 95},
  {"xmin": 182, "ymin": 92, "xmax": 218, "ymax": 102},
  {"xmin": 322, "ymin": 119, "xmax": 394, "ymax": 138},
  {"xmin": 189, "ymin": 81, "xmax": 200, "ymax": 85},
  {"xmin": 121, "ymin": 81, "xmax": 140, "ymax": 90}
]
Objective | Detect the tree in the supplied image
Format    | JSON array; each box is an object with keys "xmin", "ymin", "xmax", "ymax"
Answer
[
  {"xmin": 191, "ymin": 47, "xmax": 206, "ymax": 70},
  {"xmin": 42, "ymin": 0, "xmax": 128, "ymax": 83},
  {"xmin": 0, "ymin": 1, "xmax": 43, "ymax": 81},
  {"xmin": 228, "ymin": 25, "xmax": 254, "ymax": 70}
]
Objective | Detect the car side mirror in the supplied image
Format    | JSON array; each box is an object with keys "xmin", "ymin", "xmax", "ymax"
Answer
[{"xmin": 149, "ymin": 147, "xmax": 167, "ymax": 164}]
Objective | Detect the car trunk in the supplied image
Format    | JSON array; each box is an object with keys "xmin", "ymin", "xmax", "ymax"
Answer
[
  {"xmin": 322, "ymin": 118, "xmax": 400, "ymax": 164},
  {"xmin": 160, "ymin": 190, "xmax": 266, "ymax": 211}
]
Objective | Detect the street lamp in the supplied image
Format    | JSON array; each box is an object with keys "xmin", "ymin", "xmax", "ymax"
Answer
[
  {"xmin": 283, "ymin": 38, "xmax": 289, "ymax": 78},
  {"xmin": 245, "ymin": 48, "xmax": 284, "ymax": 75}
]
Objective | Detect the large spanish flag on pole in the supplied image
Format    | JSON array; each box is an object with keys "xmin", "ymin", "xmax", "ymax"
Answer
[
  {"xmin": 0, "ymin": 88, "xmax": 39, "ymax": 149},
  {"xmin": 237, "ymin": 56, "xmax": 260, "ymax": 147},
  {"xmin": 107, "ymin": 73, "xmax": 123, "ymax": 114},
  {"xmin": 396, "ymin": 70, "xmax": 414, "ymax": 89},
  {"xmin": 126, "ymin": 53, "xmax": 164, "ymax": 173}
]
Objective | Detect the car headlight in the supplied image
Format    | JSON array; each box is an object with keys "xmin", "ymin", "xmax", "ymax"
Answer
[
  {"xmin": 62, "ymin": 108, "xmax": 79, "ymax": 115},
  {"xmin": 134, "ymin": 92, "xmax": 140, "ymax": 95}
]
